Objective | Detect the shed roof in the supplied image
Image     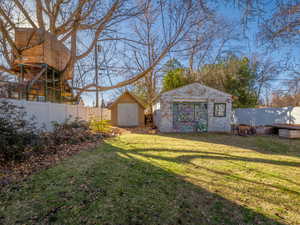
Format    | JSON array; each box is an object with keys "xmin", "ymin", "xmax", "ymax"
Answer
[
  {"xmin": 108, "ymin": 91, "xmax": 146, "ymax": 109},
  {"xmin": 161, "ymin": 82, "xmax": 232, "ymax": 98}
]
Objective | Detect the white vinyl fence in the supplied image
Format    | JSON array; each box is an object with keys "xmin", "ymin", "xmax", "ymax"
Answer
[
  {"xmin": 1, "ymin": 99, "xmax": 111, "ymax": 131},
  {"xmin": 233, "ymin": 106, "xmax": 300, "ymax": 126}
]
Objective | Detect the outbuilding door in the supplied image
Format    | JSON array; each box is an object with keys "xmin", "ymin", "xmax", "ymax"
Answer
[
  {"xmin": 173, "ymin": 102, "xmax": 208, "ymax": 132},
  {"xmin": 117, "ymin": 103, "xmax": 139, "ymax": 127}
]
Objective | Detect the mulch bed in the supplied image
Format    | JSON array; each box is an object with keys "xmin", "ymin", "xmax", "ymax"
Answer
[{"xmin": 0, "ymin": 140, "xmax": 103, "ymax": 189}]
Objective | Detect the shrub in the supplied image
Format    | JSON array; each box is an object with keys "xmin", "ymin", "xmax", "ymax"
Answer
[
  {"xmin": 0, "ymin": 103, "xmax": 110, "ymax": 164},
  {"xmin": 46, "ymin": 117, "xmax": 100, "ymax": 147},
  {"xmin": 89, "ymin": 118, "xmax": 111, "ymax": 133},
  {"xmin": 0, "ymin": 100, "xmax": 40, "ymax": 161},
  {"xmin": 52, "ymin": 117, "xmax": 89, "ymax": 130}
]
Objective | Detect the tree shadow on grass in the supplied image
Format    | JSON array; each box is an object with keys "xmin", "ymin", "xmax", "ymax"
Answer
[
  {"xmin": 123, "ymin": 149, "xmax": 300, "ymax": 192},
  {"xmin": 122, "ymin": 133, "xmax": 300, "ymax": 196},
  {"xmin": 148, "ymin": 133, "xmax": 300, "ymax": 190},
  {"xmin": 121, "ymin": 146, "xmax": 300, "ymax": 168},
  {"xmin": 0, "ymin": 142, "xmax": 286, "ymax": 225},
  {"xmin": 156, "ymin": 133, "xmax": 300, "ymax": 158}
]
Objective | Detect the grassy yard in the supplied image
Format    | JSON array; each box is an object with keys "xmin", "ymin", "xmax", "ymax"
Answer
[{"xmin": 1, "ymin": 133, "xmax": 300, "ymax": 225}]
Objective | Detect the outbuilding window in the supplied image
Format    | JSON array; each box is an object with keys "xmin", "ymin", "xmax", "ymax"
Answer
[{"xmin": 214, "ymin": 103, "xmax": 226, "ymax": 117}]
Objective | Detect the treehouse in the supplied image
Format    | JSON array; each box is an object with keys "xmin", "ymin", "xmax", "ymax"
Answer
[{"xmin": 11, "ymin": 28, "xmax": 74, "ymax": 103}]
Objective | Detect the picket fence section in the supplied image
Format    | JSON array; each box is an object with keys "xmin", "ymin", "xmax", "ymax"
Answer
[{"xmin": 2, "ymin": 99, "xmax": 111, "ymax": 131}]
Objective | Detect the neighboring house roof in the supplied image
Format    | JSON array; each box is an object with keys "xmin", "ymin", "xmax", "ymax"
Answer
[
  {"xmin": 108, "ymin": 90, "xmax": 146, "ymax": 109},
  {"xmin": 161, "ymin": 82, "xmax": 232, "ymax": 98}
]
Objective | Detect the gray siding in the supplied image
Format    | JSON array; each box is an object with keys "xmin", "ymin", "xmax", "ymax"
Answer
[{"xmin": 208, "ymin": 102, "xmax": 232, "ymax": 132}]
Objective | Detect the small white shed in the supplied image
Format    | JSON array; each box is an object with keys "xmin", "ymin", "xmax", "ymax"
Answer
[{"xmin": 153, "ymin": 83, "xmax": 232, "ymax": 133}]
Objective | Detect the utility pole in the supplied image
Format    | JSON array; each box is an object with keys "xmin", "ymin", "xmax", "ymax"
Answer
[{"xmin": 95, "ymin": 43, "xmax": 99, "ymax": 107}]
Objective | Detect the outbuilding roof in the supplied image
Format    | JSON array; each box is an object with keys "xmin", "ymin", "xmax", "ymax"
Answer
[
  {"xmin": 162, "ymin": 82, "xmax": 232, "ymax": 97},
  {"xmin": 108, "ymin": 91, "xmax": 146, "ymax": 109}
]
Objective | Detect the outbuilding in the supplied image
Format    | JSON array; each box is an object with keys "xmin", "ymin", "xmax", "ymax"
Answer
[
  {"xmin": 153, "ymin": 83, "xmax": 232, "ymax": 132},
  {"xmin": 108, "ymin": 91, "xmax": 145, "ymax": 127}
]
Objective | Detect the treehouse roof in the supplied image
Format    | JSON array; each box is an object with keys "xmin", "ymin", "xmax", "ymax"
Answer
[{"xmin": 12, "ymin": 28, "xmax": 71, "ymax": 78}]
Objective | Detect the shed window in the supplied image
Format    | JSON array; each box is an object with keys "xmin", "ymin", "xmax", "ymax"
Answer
[{"xmin": 214, "ymin": 103, "xmax": 226, "ymax": 117}]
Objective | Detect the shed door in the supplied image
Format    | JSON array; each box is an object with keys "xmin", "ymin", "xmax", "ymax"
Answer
[
  {"xmin": 173, "ymin": 102, "xmax": 208, "ymax": 132},
  {"xmin": 117, "ymin": 103, "xmax": 139, "ymax": 126}
]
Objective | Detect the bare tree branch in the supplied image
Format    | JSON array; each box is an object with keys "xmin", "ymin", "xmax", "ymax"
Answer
[{"xmin": 13, "ymin": 0, "xmax": 37, "ymax": 29}]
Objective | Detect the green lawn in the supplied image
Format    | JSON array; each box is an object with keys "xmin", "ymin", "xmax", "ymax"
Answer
[{"xmin": 1, "ymin": 133, "xmax": 300, "ymax": 225}]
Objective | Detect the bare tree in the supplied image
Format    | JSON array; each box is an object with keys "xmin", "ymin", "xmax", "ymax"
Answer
[
  {"xmin": 225, "ymin": 0, "xmax": 300, "ymax": 46},
  {"xmin": 183, "ymin": 18, "xmax": 237, "ymax": 72},
  {"xmin": 130, "ymin": 1, "xmax": 232, "ymax": 111},
  {"xmin": 130, "ymin": 5, "xmax": 161, "ymax": 111},
  {"xmin": 75, "ymin": 0, "xmax": 211, "ymax": 96},
  {"xmin": 258, "ymin": 1, "xmax": 300, "ymax": 46},
  {"xmin": 129, "ymin": 0, "xmax": 178, "ymax": 111},
  {"xmin": 250, "ymin": 54, "xmax": 281, "ymax": 100},
  {"xmin": 0, "ymin": 0, "xmax": 210, "ymax": 101}
]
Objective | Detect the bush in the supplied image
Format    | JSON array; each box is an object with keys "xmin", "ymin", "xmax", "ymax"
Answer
[
  {"xmin": 52, "ymin": 117, "xmax": 89, "ymax": 130},
  {"xmin": 0, "ymin": 103, "xmax": 110, "ymax": 164},
  {"xmin": 0, "ymin": 100, "xmax": 40, "ymax": 161},
  {"xmin": 89, "ymin": 119, "xmax": 111, "ymax": 133},
  {"xmin": 46, "ymin": 117, "xmax": 101, "ymax": 147}
]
